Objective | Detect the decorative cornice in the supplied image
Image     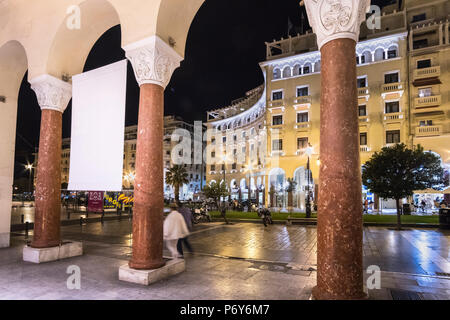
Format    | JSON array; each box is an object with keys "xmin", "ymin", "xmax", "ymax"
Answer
[
  {"xmin": 29, "ymin": 74, "xmax": 72, "ymax": 113},
  {"xmin": 124, "ymin": 35, "xmax": 183, "ymax": 88},
  {"xmin": 304, "ymin": 0, "xmax": 371, "ymax": 50}
]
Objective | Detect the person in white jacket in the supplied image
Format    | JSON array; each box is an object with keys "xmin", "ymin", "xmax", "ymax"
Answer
[{"xmin": 164, "ymin": 203, "xmax": 190, "ymax": 259}]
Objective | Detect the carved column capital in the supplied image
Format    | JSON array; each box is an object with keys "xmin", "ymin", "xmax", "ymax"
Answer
[
  {"xmin": 124, "ymin": 35, "xmax": 183, "ymax": 88},
  {"xmin": 304, "ymin": 0, "xmax": 371, "ymax": 50},
  {"xmin": 29, "ymin": 74, "xmax": 72, "ymax": 113}
]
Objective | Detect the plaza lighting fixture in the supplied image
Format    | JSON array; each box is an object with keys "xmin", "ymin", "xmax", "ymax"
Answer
[
  {"xmin": 25, "ymin": 164, "xmax": 33, "ymax": 193},
  {"xmin": 305, "ymin": 143, "xmax": 313, "ymax": 218}
]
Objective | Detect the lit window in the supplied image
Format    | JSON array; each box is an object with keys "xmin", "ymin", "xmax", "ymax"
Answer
[
  {"xmin": 272, "ymin": 91, "xmax": 283, "ymax": 101},
  {"xmin": 297, "ymin": 112, "xmax": 309, "ymax": 123},
  {"xmin": 272, "ymin": 115, "xmax": 283, "ymax": 125},
  {"xmin": 386, "ymin": 130, "xmax": 400, "ymax": 144}
]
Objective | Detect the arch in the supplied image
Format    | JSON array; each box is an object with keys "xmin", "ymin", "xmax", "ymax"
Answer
[
  {"xmin": 293, "ymin": 64, "xmax": 301, "ymax": 76},
  {"xmin": 240, "ymin": 178, "xmax": 247, "ymax": 191},
  {"xmin": 230, "ymin": 179, "xmax": 237, "ymax": 189},
  {"xmin": 269, "ymin": 168, "xmax": 286, "ymax": 192},
  {"xmin": 273, "ymin": 68, "xmax": 281, "ymax": 80},
  {"xmin": 282, "ymin": 66, "xmax": 291, "ymax": 78},
  {"xmin": 374, "ymin": 48, "xmax": 385, "ymax": 61},
  {"xmin": 303, "ymin": 62, "xmax": 312, "ymax": 74},
  {"xmin": 0, "ymin": 40, "xmax": 29, "ymax": 248},
  {"xmin": 293, "ymin": 167, "xmax": 306, "ymax": 186},
  {"xmin": 314, "ymin": 60, "xmax": 321, "ymax": 72},
  {"xmin": 361, "ymin": 50, "xmax": 372, "ymax": 64},
  {"xmin": 46, "ymin": 0, "xmax": 122, "ymax": 79},
  {"xmin": 387, "ymin": 45, "xmax": 398, "ymax": 59}
]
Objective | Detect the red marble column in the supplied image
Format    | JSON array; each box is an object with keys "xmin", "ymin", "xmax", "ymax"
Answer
[
  {"xmin": 31, "ymin": 109, "xmax": 63, "ymax": 248},
  {"xmin": 312, "ymin": 38, "xmax": 365, "ymax": 300},
  {"xmin": 129, "ymin": 83, "xmax": 165, "ymax": 270}
]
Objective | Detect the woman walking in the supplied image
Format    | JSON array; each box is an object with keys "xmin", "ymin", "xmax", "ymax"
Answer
[{"xmin": 164, "ymin": 203, "xmax": 190, "ymax": 259}]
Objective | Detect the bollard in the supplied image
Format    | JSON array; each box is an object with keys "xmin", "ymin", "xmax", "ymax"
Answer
[
  {"xmin": 21, "ymin": 214, "xmax": 24, "ymax": 224},
  {"xmin": 80, "ymin": 217, "xmax": 83, "ymax": 226},
  {"xmin": 25, "ymin": 221, "xmax": 29, "ymax": 238}
]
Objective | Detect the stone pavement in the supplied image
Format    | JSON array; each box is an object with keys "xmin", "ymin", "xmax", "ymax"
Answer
[{"xmin": 1, "ymin": 220, "xmax": 449, "ymax": 300}]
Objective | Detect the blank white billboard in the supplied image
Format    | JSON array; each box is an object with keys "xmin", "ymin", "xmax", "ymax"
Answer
[{"xmin": 68, "ymin": 60, "xmax": 127, "ymax": 191}]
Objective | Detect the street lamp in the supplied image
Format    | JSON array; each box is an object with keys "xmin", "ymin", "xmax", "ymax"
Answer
[
  {"xmin": 25, "ymin": 164, "xmax": 33, "ymax": 194},
  {"xmin": 305, "ymin": 144, "xmax": 313, "ymax": 218}
]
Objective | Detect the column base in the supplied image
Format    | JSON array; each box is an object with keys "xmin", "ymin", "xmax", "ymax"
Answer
[
  {"xmin": 0, "ymin": 232, "xmax": 10, "ymax": 248},
  {"xmin": 23, "ymin": 241, "xmax": 83, "ymax": 264},
  {"xmin": 119, "ymin": 258, "xmax": 185, "ymax": 286},
  {"xmin": 311, "ymin": 285, "xmax": 368, "ymax": 300}
]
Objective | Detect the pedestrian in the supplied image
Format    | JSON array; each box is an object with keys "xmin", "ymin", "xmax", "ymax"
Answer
[
  {"xmin": 363, "ymin": 199, "xmax": 369, "ymax": 214},
  {"xmin": 177, "ymin": 204, "xmax": 194, "ymax": 257},
  {"xmin": 163, "ymin": 203, "xmax": 190, "ymax": 259}
]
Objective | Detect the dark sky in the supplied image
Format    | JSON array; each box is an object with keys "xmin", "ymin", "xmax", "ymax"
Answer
[{"xmin": 14, "ymin": 0, "xmax": 395, "ymax": 179}]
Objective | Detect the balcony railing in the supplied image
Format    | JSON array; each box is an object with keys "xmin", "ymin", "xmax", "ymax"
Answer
[
  {"xmin": 413, "ymin": 66, "xmax": 440, "ymax": 80},
  {"xmin": 415, "ymin": 125, "xmax": 442, "ymax": 137},
  {"xmin": 414, "ymin": 95, "xmax": 441, "ymax": 108},
  {"xmin": 360, "ymin": 146, "xmax": 370, "ymax": 152},
  {"xmin": 359, "ymin": 116, "xmax": 369, "ymax": 123},
  {"xmin": 382, "ymin": 82, "xmax": 404, "ymax": 93},
  {"xmin": 293, "ymin": 96, "xmax": 312, "ymax": 105},
  {"xmin": 384, "ymin": 112, "xmax": 404, "ymax": 121},
  {"xmin": 357, "ymin": 87, "xmax": 369, "ymax": 96},
  {"xmin": 294, "ymin": 122, "xmax": 310, "ymax": 130},
  {"xmin": 269, "ymin": 99, "xmax": 285, "ymax": 108}
]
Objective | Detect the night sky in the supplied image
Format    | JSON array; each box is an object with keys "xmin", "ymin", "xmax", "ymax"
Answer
[{"xmin": 14, "ymin": 0, "xmax": 396, "ymax": 179}]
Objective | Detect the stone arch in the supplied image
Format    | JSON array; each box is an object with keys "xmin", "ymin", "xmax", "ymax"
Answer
[
  {"xmin": 293, "ymin": 64, "xmax": 301, "ymax": 76},
  {"xmin": 0, "ymin": 40, "xmax": 29, "ymax": 247},
  {"xmin": 387, "ymin": 45, "xmax": 398, "ymax": 58},
  {"xmin": 273, "ymin": 68, "xmax": 281, "ymax": 80},
  {"xmin": 303, "ymin": 62, "xmax": 312, "ymax": 74},
  {"xmin": 45, "ymin": 0, "xmax": 122, "ymax": 80},
  {"xmin": 361, "ymin": 50, "xmax": 372, "ymax": 63},
  {"xmin": 374, "ymin": 47, "xmax": 385, "ymax": 61},
  {"xmin": 314, "ymin": 60, "xmax": 321, "ymax": 72},
  {"xmin": 269, "ymin": 168, "xmax": 286, "ymax": 192},
  {"xmin": 282, "ymin": 66, "xmax": 291, "ymax": 78}
]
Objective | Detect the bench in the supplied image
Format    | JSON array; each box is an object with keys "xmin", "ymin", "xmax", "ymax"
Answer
[{"xmin": 286, "ymin": 216, "xmax": 317, "ymax": 226}]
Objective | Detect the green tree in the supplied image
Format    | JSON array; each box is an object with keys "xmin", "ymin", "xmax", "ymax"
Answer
[
  {"xmin": 203, "ymin": 181, "xmax": 230, "ymax": 224},
  {"xmin": 165, "ymin": 165, "xmax": 189, "ymax": 204},
  {"xmin": 362, "ymin": 143, "xmax": 444, "ymax": 230}
]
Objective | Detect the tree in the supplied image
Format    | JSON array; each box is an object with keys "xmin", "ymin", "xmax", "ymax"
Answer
[
  {"xmin": 203, "ymin": 181, "xmax": 230, "ymax": 224},
  {"xmin": 285, "ymin": 178, "xmax": 297, "ymax": 208},
  {"xmin": 165, "ymin": 165, "xmax": 189, "ymax": 204},
  {"xmin": 362, "ymin": 143, "xmax": 444, "ymax": 230}
]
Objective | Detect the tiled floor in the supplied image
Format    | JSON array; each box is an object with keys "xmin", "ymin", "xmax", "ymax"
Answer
[{"xmin": 1, "ymin": 220, "xmax": 449, "ymax": 300}]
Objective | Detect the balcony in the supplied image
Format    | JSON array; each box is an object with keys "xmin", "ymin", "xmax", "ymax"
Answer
[
  {"xmin": 360, "ymin": 146, "xmax": 370, "ymax": 152},
  {"xmin": 359, "ymin": 116, "xmax": 369, "ymax": 123},
  {"xmin": 381, "ymin": 82, "xmax": 404, "ymax": 99},
  {"xmin": 268, "ymin": 99, "xmax": 285, "ymax": 108},
  {"xmin": 293, "ymin": 96, "xmax": 312, "ymax": 105},
  {"xmin": 294, "ymin": 122, "xmax": 310, "ymax": 131},
  {"xmin": 357, "ymin": 87, "xmax": 369, "ymax": 97},
  {"xmin": 384, "ymin": 112, "xmax": 404, "ymax": 122},
  {"xmin": 415, "ymin": 125, "xmax": 442, "ymax": 137},
  {"xmin": 414, "ymin": 66, "xmax": 440, "ymax": 81},
  {"xmin": 415, "ymin": 95, "xmax": 441, "ymax": 108}
]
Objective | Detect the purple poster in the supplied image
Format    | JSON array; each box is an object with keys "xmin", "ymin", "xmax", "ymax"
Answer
[{"xmin": 88, "ymin": 191, "xmax": 104, "ymax": 213}]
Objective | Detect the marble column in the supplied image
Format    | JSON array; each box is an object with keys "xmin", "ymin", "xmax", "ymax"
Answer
[
  {"xmin": 304, "ymin": 0, "xmax": 370, "ymax": 300},
  {"xmin": 125, "ymin": 36, "xmax": 182, "ymax": 270},
  {"xmin": 29, "ymin": 75, "xmax": 72, "ymax": 248}
]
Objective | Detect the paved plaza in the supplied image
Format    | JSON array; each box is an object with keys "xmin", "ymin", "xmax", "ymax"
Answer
[{"xmin": 1, "ymin": 220, "xmax": 449, "ymax": 300}]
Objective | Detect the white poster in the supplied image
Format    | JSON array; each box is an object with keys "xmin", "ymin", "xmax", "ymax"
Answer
[{"xmin": 68, "ymin": 60, "xmax": 127, "ymax": 191}]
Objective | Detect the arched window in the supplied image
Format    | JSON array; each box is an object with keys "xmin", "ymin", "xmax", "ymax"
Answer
[
  {"xmin": 303, "ymin": 62, "xmax": 312, "ymax": 74},
  {"xmin": 314, "ymin": 60, "xmax": 321, "ymax": 72},
  {"xmin": 282, "ymin": 66, "xmax": 291, "ymax": 78},
  {"xmin": 374, "ymin": 48, "xmax": 385, "ymax": 61},
  {"xmin": 361, "ymin": 51, "xmax": 372, "ymax": 64},
  {"xmin": 387, "ymin": 45, "xmax": 398, "ymax": 59},
  {"xmin": 273, "ymin": 68, "xmax": 281, "ymax": 80},
  {"xmin": 293, "ymin": 64, "xmax": 301, "ymax": 76}
]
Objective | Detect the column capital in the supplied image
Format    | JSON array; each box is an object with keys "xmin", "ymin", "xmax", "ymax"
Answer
[
  {"xmin": 124, "ymin": 35, "xmax": 183, "ymax": 88},
  {"xmin": 29, "ymin": 74, "xmax": 72, "ymax": 113},
  {"xmin": 304, "ymin": 0, "xmax": 371, "ymax": 50}
]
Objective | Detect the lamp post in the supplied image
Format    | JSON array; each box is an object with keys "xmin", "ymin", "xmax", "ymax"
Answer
[
  {"xmin": 305, "ymin": 144, "xmax": 313, "ymax": 218},
  {"xmin": 25, "ymin": 164, "xmax": 33, "ymax": 194}
]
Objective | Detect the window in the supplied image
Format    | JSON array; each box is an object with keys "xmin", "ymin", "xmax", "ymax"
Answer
[
  {"xmin": 211, "ymin": 151, "xmax": 215, "ymax": 158},
  {"xmin": 282, "ymin": 67, "xmax": 291, "ymax": 78},
  {"xmin": 233, "ymin": 149, "xmax": 237, "ymax": 155},
  {"xmin": 272, "ymin": 115, "xmax": 283, "ymax": 125},
  {"xmin": 242, "ymin": 146, "xmax": 246, "ymax": 154},
  {"xmin": 358, "ymin": 105, "xmax": 367, "ymax": 117},
  {"xmin": 386, "ymin": 130, "xmax": 400, "ymax": 144},
  {"xmin": 297, "ymin": 112, "xmax": 309, "ymax": 123},
  {"xmin": 413, "ymin": 39, "xmax": 428, "ymax": 50},
  {"xmin": 221, "ymin": 164, "xmax": 225, "ymax": 171},
  {"xmin": 387, "ymin": 49, "xmax": 397, "ymax": 59},
  {"xmin": 303, "ymin": 65, "xmax": 310, "ymax": 74},
  {"xmin": 222, "ymin": 136, "xmax": 226, "ymax": 143},
  {"xmin": 360, "ymin": 133, "xmax": 367, "ymax": 146},
  {"xmin": 418, "ymin": 87, "xmax": 432, "ymax": 98},
  {"xmin": 384, "ymin": 72, "xmax": 399, "ymax": 84},
  {"xmin": 412, "ymin": 13, "xmax": 426, "ymax": 23},
  {"xmin": 233, "ymin": 135, "xmax": 237, "ymax": 141},
  {"xmin": 385, "ymin": 101, "xmax": 400, "ymax": 114},
  {"xmin": 357, "ymin": 77, "xmax": 367, "ymax": 88},
  {"xmin": 242, "ymin": 131, "xmax": 246, "ymax": 138},
  {"xmin": 297, "ymin": 137, "xmax": 308, "ymax": 149},
  {"xmin": 272, "ymin": 139, "xmax": 283, "ymax": 151},
  {"xmin": 211, "ymin": 165, "xmax": 216, "ymax": 171},
  {"xmin": 211, "ymin": 137, "xmax": 216, "ymax": 145},
  {"xmin": 417, "ymin": 59, "xmax": 431, "ymax": 69},
  {"xmin": 272, "ymin": 91, "xmax": 283, "ymax": 101},
  {"xmin": 419, "ymin": 120, "xmax": 433, "ymax": 127},
  {"xmin": 232, "ymin": 163, "xmax": 237, "ymax": 170},
  {"xmin": 273, "ymin": 68, "xmax": 281, "ymax": 80},
  {"xmin": 360, "ymin": 55, "xmax": 365, "ymax": 64},
  {"xmin": 297, "ymin": 86, "xmax": 309, "ymax": 97}
]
